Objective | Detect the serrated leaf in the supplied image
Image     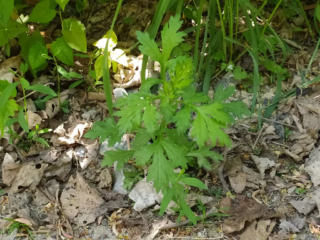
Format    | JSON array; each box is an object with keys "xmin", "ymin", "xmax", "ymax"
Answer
[
  {"xmin": 222, "ymin": 101, "xmax": 251, "ymax": 118},
  {"xmin": 212, "ymin": 85, "xmax": 235, "ymax": 103},
  {"xmin": 172, "ymin": 106, "xmax": 191, "ymax": 133},
  {"xmin": 162, "ymin": 139, "xmax": 188, "ymax": 169},
  {"xmin": 198, "ymin": 103, "xmax": 234, "ymax": 124},
  {"xmin": 147, "ymin": 148, "xmax": 172, "ymax": 192},
  {"xmin": 51, "ymin": 37, "xmax": 74, "ymax": 66},
  {"xmin": 191, "ymin": 114, "xmax": 207, "ymax": 148},
  {"xmin": 0, "ymin": 99, "xmax": 19, "ymax": 136},
  {"xmin": 28, "ymin": 85, "xmax": 57, "ymax": 96},
  {"xmin": 136, "ymin": 31, "xmax": 162, "ymax": 64},
  {"xmin": 95, "ymin": 54, "xmax": 111, "ymax": 80},
  {"xmin": 28, "ymin": 42, "xmax": 48, "ymax": 70},
  {"xmin": 205, "ymin": 117, "xmax": 231, "ymax": 147},
  {"xmin": 0, "ymin": 0, "xmax": 14, "ymax": 26},
  {"xmin": 18, "ymin": 109, "xmax": 29, "ymax": 132},
  {"xmin": 0, "ymin": 21, "xmax": 28, "ymax": 47},
  {"xmin": 55, "ymin": 0, "xmax": 69, "ymax": 10},
  {"xmin": 84, "ymin": 118, "xmax": 120, "ymax": 146},
  {"xmin": 93, "ymin": 30, "xmax": 117, "ymax": 50},
  {"xmin": 187, "ymin": 146, "xmax": 223, "ymax": 169},
  {"xmin": 165, "ymin": 128, "xmax": 191, "ymax": 147},
  {"xmin": 62, "ymin": 18, "xmax": 87, "ymax": 53},
  {"xmin": 132, "ymin": 128, "xmax": 152, "ymax": 148},
  {"xmin": 140, "ymin": 78, "xmax": 162, "ymax": 93},
  {"xmin": 134, "ymin": 142, "xmax": 158, "ymax": 166},
  {"xmin": 28, "ymin": 0, "xmax": 57, "ymax": 23},
  {"xmin": 168, "ymin": 56, "xmax": 193, "ymax": 89},
  {"xmin": 142, "ymin": 105, "xmax": 159, "ymax": 133},
  {"xmin": 160, "ymin": 188, "xmax": 174, "ymax": 215},
  {"xmin": 102, "ymin": 149, "xmax": 134, "ymax": 169},
  {"xmin": 161, "ymin": 15, "xmax": 186, "ymax": 62},
  {"xmin": 180, "ymin": 177, "xmax": 207, "ymax": 189},
  {"xmin": 233, "ymin": 66, "xmax": 247, "ymax": 80},
  {"xmin": 160, "ymin": 101, "xmax": 176, "ymax": 122}
]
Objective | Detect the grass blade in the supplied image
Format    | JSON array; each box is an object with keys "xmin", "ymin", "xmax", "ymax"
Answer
[{"xmin": 193, "ymin": 0, "xmax": 204, "ymax": 71}]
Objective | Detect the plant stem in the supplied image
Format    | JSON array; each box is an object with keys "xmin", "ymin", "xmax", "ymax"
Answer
[
  {"xmin": 261, "ymin": 0, "xmax": 282, "ymax": 36},
  {"xmin": 53, "ymin": 56, "xmax": 61, "ymax": 106},
  {"xmin": 193, "ymin": 0, "xmax": 204, "ymax": 70},
  {"xmin": 103, "ymin": 0, "xmax": 123, "ymax": 120},
  {"xmin": 216, "ymin": 0, "xmax": 226, "ymax": 58}
]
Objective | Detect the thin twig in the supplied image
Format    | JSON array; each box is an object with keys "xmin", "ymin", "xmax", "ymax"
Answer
[
  {"xmin": 252, "ymin": 124, "xmax": 266, "ymax": 150},
  {"xmin": 271, "ymin": 141, "xmax": 289, "ymax": 148},
  {"xmin": 262, "ymin": 117, "xmax": 297, "ymax": 129},
  {"xmin": 16, "ymin": 83, "xmax": 54, "ymax": 102},
  {"xmin": 218, "ymin": 147, "xmax": 229, "ymax": 194}
]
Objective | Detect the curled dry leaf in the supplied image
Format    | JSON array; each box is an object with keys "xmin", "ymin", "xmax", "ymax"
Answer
[
  {"xmin": 61, "ymin": 172, "xmax": 108, "ymax": 226},
  {"xmin": 290, "ymin": 188, "xmax": 320, "ymax": 216},
  {"xmin": 219, "ymin": 195, "xmax": 280, "ymax": 233},
  {"xmin": 224, "ymin": 156, "xmax": 246, "ymax": 193},
  {"xmin": 2, "ymin": 153, "xmax": 20, "ymax": 186},
  {"xmin": 45, "ymin": 95, "xmax": 68, "ymax": 119}
]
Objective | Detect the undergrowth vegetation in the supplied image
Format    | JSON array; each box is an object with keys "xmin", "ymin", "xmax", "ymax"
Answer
[{"xmin": 0, "ymin": 0, "xmax": 320, "ymax": 228}]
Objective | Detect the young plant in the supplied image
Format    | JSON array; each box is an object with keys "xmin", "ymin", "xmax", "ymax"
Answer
[
  {"xmin": 0, "ymin": 219, "xmax": 34, "ymax": 240},
  {"xmin": 85, "ymin": 15, "xmax": 250, "ymax": 224}
]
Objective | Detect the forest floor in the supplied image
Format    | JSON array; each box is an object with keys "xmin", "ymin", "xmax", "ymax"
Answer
[{"xmin": 1, "ymin": 0, "xmax": 320, "ymax": 239}]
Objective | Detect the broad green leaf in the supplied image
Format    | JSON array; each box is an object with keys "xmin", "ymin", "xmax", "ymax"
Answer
[
  {"xmin": 147, "ymin": 148, "xmax": 172, "ymax": 192},
  {"xmin": 69, "ymin": 80, "xmax": 83, "ymax": 89},
  {"xmin": 132, "ymin": 128, "xmax": 152, "ymax": 148},
  {"xmin": 212, "ymin": 85, "xmax": 236, "ymax": 103},
  {"xmin": 134, "ymin": 143, "xmax": 159, "ymax": 166},
  {"xmin": 102, "ymin": 149, "xmax": 135, "ymax": 169},
  {"xmin": 93, "ymin": 30, "xmax": 117, "ymax": 50},
  {"xmin": 162, "ymin": 139, "xmax": 188, "ymax": 169},
  {"xmin": 55, "ymin": 0, "xmax": 69, "ymax": 10},
  {"xmin": 95, "ymin": 54, "xmax": 111, "ymax": 80},
  {"xmin": 28, "ymin": 0, "xmax": 57, "ymax": 23},
  {"xmin": 0, "ymin": 80, "xmax": 16, "ymax": 97},
  {"xmin": 51, "ymin": 37, "xmax": 74, "ymax": 66},
  {"xmin": 28, "ymin": 42, "xmax": 48, "ymax": 70},
  {"xmin": 18, "ymin": 109, "xmax": 29, "ymax": 133},
  {"xmin": 84, "ymin": 118, "xmax": 120, "ymax": 146},
  {"xmin": 171, "ymin": 107, "xmax": 191, "ymax": 133},
  {"xmin": 57, "ymin": 66, "xmax": 70, "ymax": 79},
  {"xmin": 34, "ymin": 137, "xmax": 50, "ymax": 147},
  {"xmin": 19, "ymin": 63, "xmax": 28, "ymax": 74},
  {"xmin": 0, "ymin": 82, "xmax": 19, "ymax": 109},
  {"xmin": 180, "ymin": 177, "xmax": 207, "ymax": 189},
  {"xmin": 28, "ymin": 85, "xmax": 57, "ymax": 96},
  {"xmin": 0, "ymin": 99, "xmax": 19, "ymax": 136},
  {"xmin": 191, "ymin": 114, "xmax": 207, "ymax": 148},
  {"xmin": 62, "ymin": 18, "xmax": 87, "ymax": 53},
  {"xmin": 160, "ymin": 188, "xmax": 174, "ymax": 215},
  {"xmin": 68, "ymin": 72, "xmax": 82, "ymax": 78},
  {"xmin": 19, "ymin": 31, "xmax": 44, "ymax": 62},
  {"xmin": 0, "ymin": 0, "xmax": 14, "ymax": 26},
  {"xmin": 142, "ymin": 105, "xmax": 159, "ymax": 133},
  {"xmin": 180, "ymin": 198, "xmax": 197, "ymax": 225},
  {"xmin": 161, "ymin": 15, "xmax": 186, "ymax": 62},
  {"xmin": 136, "ymin": 31, "xmax": 162, "ymax": 64},
  {"xmin": 0, "ymin": 21, "xmax": 28, "ymax": 47},
  {"xmin": 20, "ymin": 78, "xmax": 30, "ymax": 89}
]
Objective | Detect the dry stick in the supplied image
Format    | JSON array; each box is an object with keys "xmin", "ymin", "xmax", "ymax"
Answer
[
  {"xmin": 252, "ymin": 124, "xmax": 266, "ymax": 150},
  {"xmin": 218, "ymin": 147, "xmax": 229, "ymax": 194}
]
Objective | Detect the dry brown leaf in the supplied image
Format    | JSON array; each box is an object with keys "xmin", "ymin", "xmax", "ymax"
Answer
[
  {"xmin": 2, "ymin": 153, "xmax": 20, "ymax": 186},
  {"xmin": 61, "ymin": 172, "xmax": 108, "ymax": 226},
  {"xmin": 98, "ymin": 168, "xmax": 113, "ymax": 189},
  {"xmin": 45, "ymin": 95, "xmax": 68, "ymax": 118},
  {"xmin": 229, "ymin": 172, "xmax": 246, "ymax": 193},
  {"xmin": 10, "ymin": 162, "xmax": 48, "ymax": 193},
  {"xmin": 251, "ymin": 155, "xmax": 276, "ymax": 179},
  {"xmin": 240, "ymin": 219, "xmax": 276, "ymax": 240},
  {"xmin": 219, "ymin": 195, "xmax": 280, "ymax": 233},
  {"xmin": 305, "ymin": 146, "xmax": 320, "ymax": 186},
  {"xmin": 27, "ymin": 110, "xmax": 42, "ymax": 129}
]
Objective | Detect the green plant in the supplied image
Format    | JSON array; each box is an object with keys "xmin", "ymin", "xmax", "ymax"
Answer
[
  {"xmin": 0, "ymin": 219, "xmax": 34, "ymax": 240},
  {"xmin": 85, "ymin": 15, "xmax": 250, "ymax": 224}
]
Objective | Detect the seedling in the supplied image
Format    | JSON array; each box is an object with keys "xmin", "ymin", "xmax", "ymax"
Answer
[{"xmin": 0, "ymin": 219, "xmax": 34, "ymax": 240}]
